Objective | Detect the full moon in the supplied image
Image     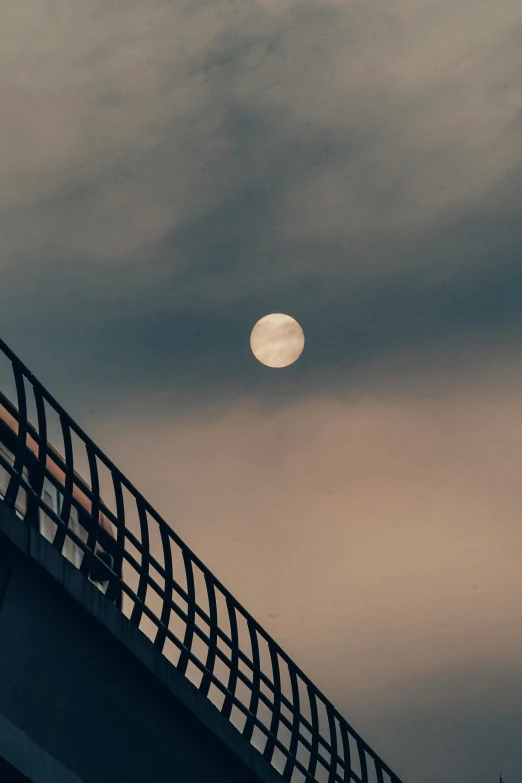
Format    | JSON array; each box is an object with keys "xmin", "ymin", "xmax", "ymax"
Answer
[{"xmin": 250, "ymin": 313, "xmax": 305, "ymax": 368}]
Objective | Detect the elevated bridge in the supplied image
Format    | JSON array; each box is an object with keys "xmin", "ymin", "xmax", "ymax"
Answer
[{"xmin": 0, "ymin": 336, "xmax": 406, "ymax": 783}]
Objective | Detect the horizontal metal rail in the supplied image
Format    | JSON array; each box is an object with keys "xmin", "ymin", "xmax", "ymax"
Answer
[{"xmin": 0, "ymin": 335, "xmax": 405, "ymax": 783}]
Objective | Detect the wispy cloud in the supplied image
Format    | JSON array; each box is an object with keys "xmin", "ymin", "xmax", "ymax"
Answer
[{"xmin": 2, "ymin": 0, "xmax": 521, "ymax": 270}]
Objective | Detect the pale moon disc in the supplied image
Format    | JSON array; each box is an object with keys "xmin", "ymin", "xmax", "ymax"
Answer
[{"xmin": 250, "ymin": 313, "xmax": 305, "ymax": 368}]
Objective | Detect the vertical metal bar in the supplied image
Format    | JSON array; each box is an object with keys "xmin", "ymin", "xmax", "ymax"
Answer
[
  {"xmin": 282, "ymin": 665, "xmax": 301, "ymax": 782},
  {"xmin": 4, "ymin": 363, "xmax": 28, "ymax": 509},
  {"xmin": 262, "ymin": 642, "xmax": 282, "ymax": 765},
  {"xmin": 306, "ymin": 685, "xmax": 320, "ymax": 781},
  {"xmin": 221, "ymin": 595, "xmax": 239, "ymax": 720},
  {"xmin": 129, "ymin": 496, "xmax": 150, "ymax": 628},
  {"xmin": 51, "ymin": 415, "xmax": 74, "ymax": 552},
  {"xmin": 153, "ymin": 523, "xmax": 174, "ymax": 653},
  {"xmin": 25, "ymin": 382, "xmax": 48, "ymax": 529},
  {"xmin": 79, "ymin": 441, "xmax": 101, "ymax": 578},
  {"xmin": 357, "ymin": 739, "xmax": 369, "ymax": 783},
  {"xmin": 339, "ymin": 722, "xmax": 352, "ymax": 782},
  {"xmin": 325, "ymin": 702, "xmax": 339, "ymax": 783},
  {"xmin": 242, "ymin": 618, "xmax": 261, "ymax": 743},
  {"xmin": 105, "ymin": 471, "xmax": 125, "ymax": 608},
  {"xmin": 198, "ymin": 572, "xmax": 219, "ymax": 698},
  {"xmin": 176, "ymin": 548, "xmax": 196, "ymax": 677}
]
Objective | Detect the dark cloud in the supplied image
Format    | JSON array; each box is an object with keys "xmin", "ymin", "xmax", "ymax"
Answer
[{"xmin": 3, "ymin": 172, "xmax": 522, "ymax": 420}]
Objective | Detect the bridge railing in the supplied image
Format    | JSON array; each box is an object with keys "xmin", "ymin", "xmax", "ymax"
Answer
[{"xmin": 0, "ymin": 336, "xmax": 404, "ymax": 783}]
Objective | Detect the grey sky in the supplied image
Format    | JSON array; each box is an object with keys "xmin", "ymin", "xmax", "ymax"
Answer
[{"xmin": 1, "ymin": 0, "xmax": 522, "ymax": 779}]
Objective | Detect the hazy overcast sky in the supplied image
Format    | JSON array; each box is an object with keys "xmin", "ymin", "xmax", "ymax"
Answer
[{"xmin": 1, "ymin": 0, "xmax": 522, "ymax": 780}]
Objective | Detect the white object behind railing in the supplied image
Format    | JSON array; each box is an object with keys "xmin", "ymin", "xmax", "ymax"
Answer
[{"xmin": 0, "ymin": 441, "xmax": 105, "ymax": 588}]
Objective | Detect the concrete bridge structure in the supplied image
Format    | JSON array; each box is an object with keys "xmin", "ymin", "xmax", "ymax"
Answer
[{"xmin": 0, "ymin": 336, "xmax": 405, "ymax": 783}]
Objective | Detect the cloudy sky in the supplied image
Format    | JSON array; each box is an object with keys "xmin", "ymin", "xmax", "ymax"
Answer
[{"xmin": 2, "ymin": 0, "xmax": 522, "ymax": 779}]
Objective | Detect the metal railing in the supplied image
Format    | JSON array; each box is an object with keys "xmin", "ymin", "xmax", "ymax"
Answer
[{"xmin": 0, "ymin": 335, "xmax": 405, "ymax": 783}]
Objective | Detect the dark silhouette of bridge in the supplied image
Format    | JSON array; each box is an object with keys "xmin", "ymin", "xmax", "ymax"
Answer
[{"xmin": 0, "ymin": 335, "xmax": 406, "ymax": 783}]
